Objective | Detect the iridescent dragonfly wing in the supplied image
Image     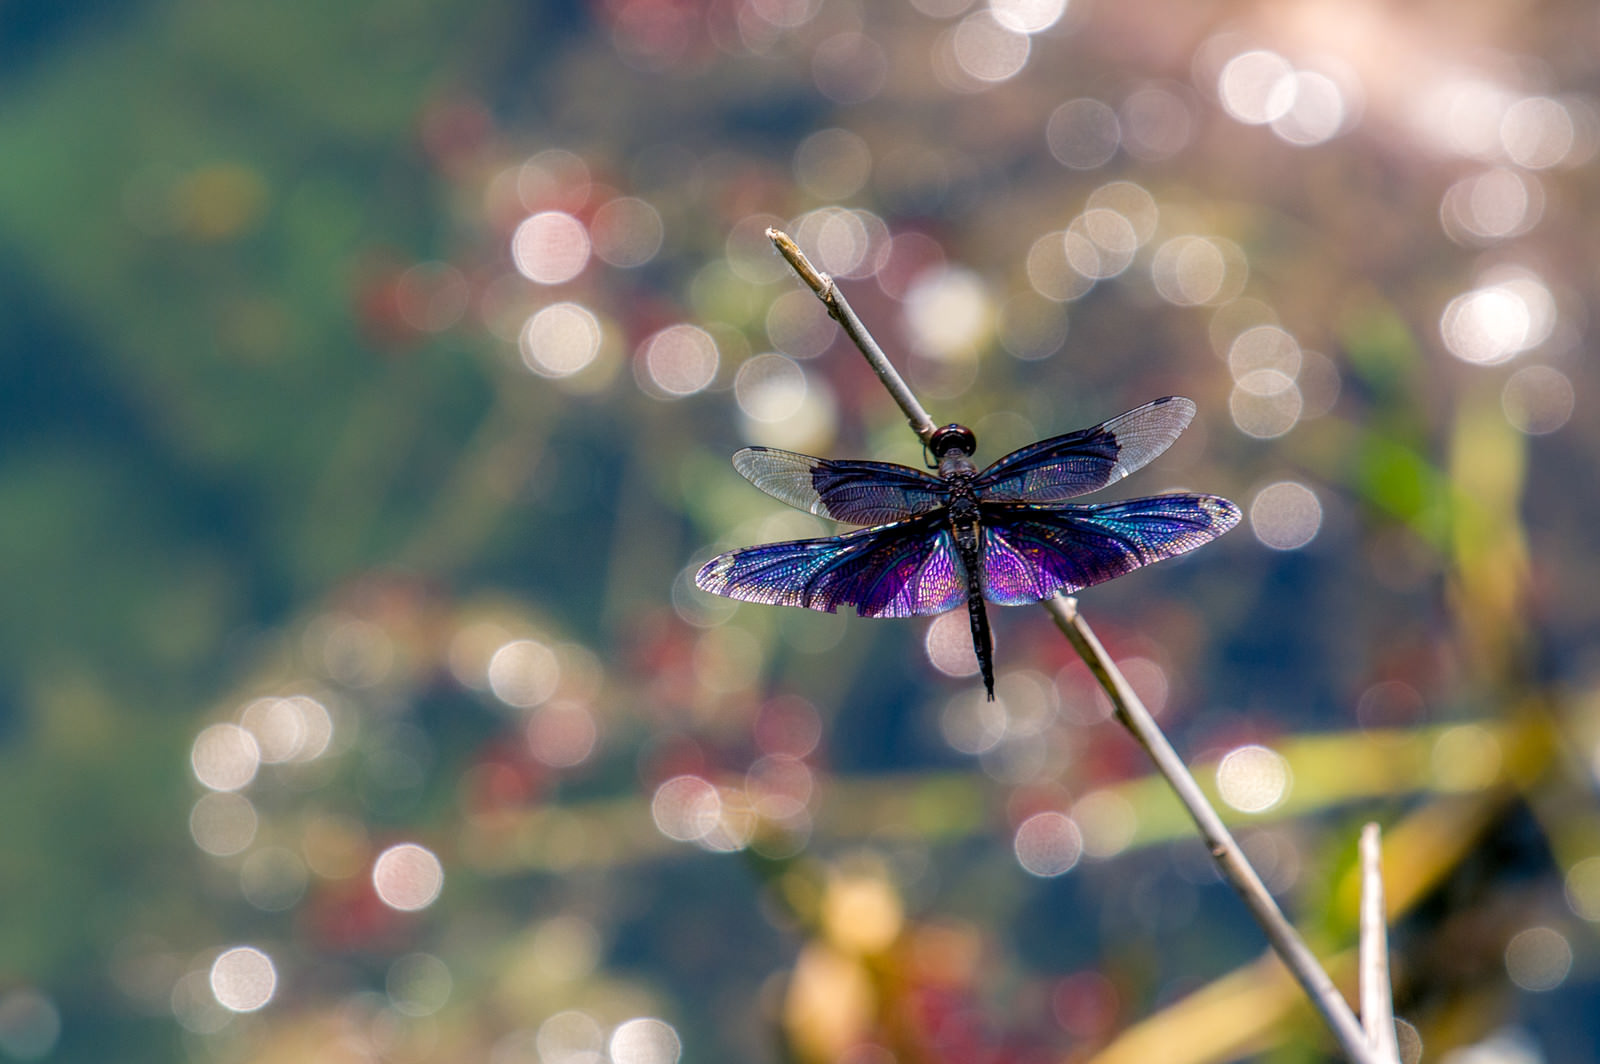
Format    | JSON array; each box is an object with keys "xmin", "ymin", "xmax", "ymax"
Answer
[
  {"xmin": 695, "ymin": 514, "xmax": 966, "ymax": 618},
  {"xmin": 978, "ymin": 494, "xmax": 1242, "ymax": 605},
  {"xmin": 732, "ymin": 448, "xmax": 948, "ymax": 525},
  {"xmin": 974, "ymin": 396, "xmax": 1197, "ymax": 504}
]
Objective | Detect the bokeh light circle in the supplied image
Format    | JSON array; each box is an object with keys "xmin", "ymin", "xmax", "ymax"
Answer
[
  {"xmin": 639, "ymin": 324, "xmax": 719, "ymax": 397},
  {"xmin": 511, "ymin": 211, "xmax": 591, "ymax": 285},
  {"xmin": 1501, "ymin": 365, "xmax": 1574, "ymax": 434},
  {"xmin": 209, "ymin": 947, "xmax": 276, "ymax": 1013},
  {"xmin": 651, "ymin": 775, "xmax": 722, "ymax": 842},
  {"xmin": 1249, "ymin": 481, "xmax": 1322, "ymax": 550},
  {"xmin": 950, "ymin": 12, "xmax": 1030, "ymax": 84},
  {"xmin": 735, "ymin": 353, "xmax": 807, "ymax": 423},
  {"xmin": 520, "ymin": 303, "xmax": 603, "ymax": 379},
  {"xmin": 191, "ymin": 723, "xmax": 261, "ymax": 792},
  {"xmin": 372, "ymin": 843, "xmax": 445, "ymax": 911},
  {"xmin": 1216, "ymin": 745, "xmax": 1291, "ymax": 813},
  {"xmin": 488, "ymin": 638, "xmax": 561, "ymax": 708},
  {"xmin": 794, "ymin": 128, "xmax": 873, "ymax": 201},
  {"xmin": 1504, "ymin": 926, "xmax": 1572, "ymax": 991},
  {"xmin": 1014, "ymin": 811, "xmax": 1083, "ymax": 876},
  {"xmin": 989, "ymin": 0, "xmax": 1067, "ymax": 35},
  {"xmin": 610, "ymin": 1017, "xmax": 683, "ymax": 1064},
  {"xmin": 1047, "ymin": 98, "xmax": 1121, "ymax": 169},
  {"xmin": 590, "ymin": 197, "xmax": 664, "ymax": 268},
  {"xmin": 1218, "ymin": 50, "xmax": 1295, "ymax": 125}
]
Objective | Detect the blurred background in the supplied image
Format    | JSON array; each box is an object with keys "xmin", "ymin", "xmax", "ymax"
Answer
[{"xmin": 2, "ymin": 0, "xmax": 1598, "ymax": 1061}]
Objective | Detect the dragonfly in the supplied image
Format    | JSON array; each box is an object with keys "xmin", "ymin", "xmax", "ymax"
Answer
[{"xmin": 695, "ymin": 396, "xmax": 1241, "ymax": 699}]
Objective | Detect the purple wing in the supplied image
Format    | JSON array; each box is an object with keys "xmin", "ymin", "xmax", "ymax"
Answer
[
  {"xmin": 732, "ymin": 448, "xmax": 947, "ymax": 525},
  {"xmin": 978, "ymin": 494, "xmax": 1241, "ymax": 605},
  {"xmin": 974, "ymin": 396, "xmax": 1196, "ymax": 504},
  {"xmin": 694, "ymin": 514, "xmax": 966, "ymax": 618}
]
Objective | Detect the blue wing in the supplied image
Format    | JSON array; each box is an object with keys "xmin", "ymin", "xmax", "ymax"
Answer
[
  {"xmin": 978, "ymin": 494, "xmax": 1241, "ymax": 605},
  {"xmin": 694, "ymin": 514, "xmax": 966, "ymax": 618},
  {"xmin": 974, "ymin": 396, "xmax": 1196, "ymax": 504},
  {"xmin": 732, "ymin": 448, "xmax": 948, "ymax": 525}
]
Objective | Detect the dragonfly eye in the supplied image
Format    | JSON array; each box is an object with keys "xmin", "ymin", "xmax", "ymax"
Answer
[{"xmin": 929, "ymin": 423, "xmax": 977, "ymax": 459}]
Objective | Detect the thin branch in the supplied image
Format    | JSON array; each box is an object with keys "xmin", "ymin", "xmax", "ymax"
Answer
[
  {"xmin": 767, "ymin": 229, "xmax": 938, "ymax": 441},
  {"xmin": 1359, "ymin": 823, "xmax": 1402, "ymax": 1063},
  {"xmin": 1043, "ymin": 596, "xmax": 1378, "ymax": 1063},
  {"xmin": 766, "ymin": 228, "xmax": 1393, "ymax": 1064}
]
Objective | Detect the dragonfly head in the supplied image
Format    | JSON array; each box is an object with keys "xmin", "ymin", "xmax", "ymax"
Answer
[
  {"xmin": 928, "ymin": 423, "xmax": 977, "ymax": 460},
  {"xmin": 927, "ymin": 423, "xmax": 978, "ymax": 474}
]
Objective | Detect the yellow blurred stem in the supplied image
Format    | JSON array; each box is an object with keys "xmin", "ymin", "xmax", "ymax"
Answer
[{"xmin": 1446, "ymin": 384, "xmax": 1530, "ymax": 680}]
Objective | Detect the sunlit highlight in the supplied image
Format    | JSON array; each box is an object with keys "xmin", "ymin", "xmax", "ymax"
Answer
[
  {"xmin": 639, "ymin": 324, "xmax": 719, "ymax": 397},
  {"xmin": 372, "ymin": 843, "xmax": 445, "ymax": 911},
  {"xmin": 1249, "ymin": 481, "xmax": 1322, "ymax": 550},
  {"xmin": 191, "ymin": 724, "xmax": 260, "ymax": 792},
  {"xmin": 1014, "ymin": 812, "xmax": 1083, "ymax": 877},
  {"xmin": 209, "ymin": 947, "xmax": 276, "ymax": 1013},
  {"xmin": 1216, "ymin": 745, "xmax": 1291, "ymax": 813},
  {"xmin": 511, "ymin": 211, "xmax": 591, "ymax": 285}
]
